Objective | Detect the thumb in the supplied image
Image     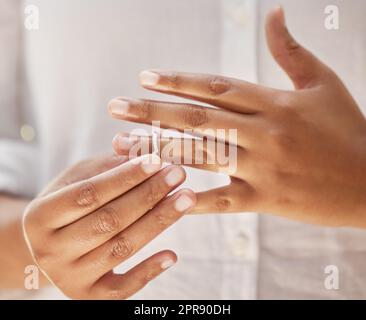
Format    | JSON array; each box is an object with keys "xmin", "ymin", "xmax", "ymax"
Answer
[{"xmin": 265, "ymin": 6, "xmax": 332, "ymax": 89}]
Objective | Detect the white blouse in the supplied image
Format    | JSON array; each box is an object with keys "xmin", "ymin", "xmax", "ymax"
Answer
[{"xmin": 1, "ymin": 0, "xmax": 366, "ymax": 299}]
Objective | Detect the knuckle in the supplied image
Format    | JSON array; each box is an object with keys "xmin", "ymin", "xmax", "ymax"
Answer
[
  {"xmin": 215, "ymin": 194, "xmax": 233, "ymax": 212},
  {"xmin": 183, "ymin": 105, "xmax": 208, "ymax": 128},
  {"xmin": 135, "ymin": 100, "xmax": 153, "ymax": 119},
  {"xmin": 274, "ymin": 193, "xmax": 293, "ymax": 207},
  {"xmin": 272, "ymin": 30, "xmax": 302, "ymax": 62},
  {"xmin": 111, "ymin": 237, "xmax": 134, "ymax": 259},
  {"xmin": 145, "ymin": 181, "xmax": 162, "ymax": 207},
  {"xmin": 75, "ymin": 180, "xmax": 99, "ymax": 208},
  {"xmin": 271, "ymin": 168, "xmax": 292, "ymax": 185},
  {"xmin": 285, "ymin": 37, "xmax": 301, "ymax": 57},
  {"xmin": 92, "ymin": 207, "xmax": 120, "ymax": 235},
  {"xmin": 207, "ymin": 76, "xmax": 231, "ymax": 96},
  {"xmin": 164, "ymin": 72, "xmax": 180, "ymax": 89},
  {"xmin": 268, "ymin": 128, "xmax": 294, "ymax": 151},
  {"xmin": 272, "ymin": 92, "xmax": 296, "ymax": 110}
]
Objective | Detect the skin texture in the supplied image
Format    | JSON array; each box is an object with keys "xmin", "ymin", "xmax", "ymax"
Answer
[
  {"xmin": 22, "ymin": 154, "xmax": 196, "ymax": 299},
  {"xmin": 109, "ymin": 7, "xmax": 366, "ymax": 228}
]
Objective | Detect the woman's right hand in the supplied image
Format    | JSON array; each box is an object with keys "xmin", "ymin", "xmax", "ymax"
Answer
[{"xmin": 22, "ymin": 154, "xmax": 196, "ymax": 299}]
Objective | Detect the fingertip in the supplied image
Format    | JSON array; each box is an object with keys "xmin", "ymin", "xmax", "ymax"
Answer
[
  {"xmin": 112, "ymin": 132, "xmax": 136, "ymax": 155},
  {"xmin": 159, "ymin": 251, "xmax": 177, "ymax": 270},
  {"xmin": 273, "ymin": 5, "xmax": 285, "ymax": 21},
  {"xmin": 112, "ymin": 134, "xmax": 123, "ymax": 155},
  {"xmin": 174, "ymin": 188, "xmax": 197, "ymax": 213},
  {"xmin": 164, "ymin": 165, "xmax": 187, "ymax": 187},
  {"xmin": 108, "ymin": 97, "xmax": 129, "ymax": 117},
  {"xmin": 138, "ymin": 153, "xmax": 162, "ymax": 174},
  {"xmin": 139, "ymin": 70, "xmax": 161, "ymax": 87},
  {"xmin": 107, "ymin": 98, "xmax": 116, "ymax": 115},
  {"xmin": 180, "ymin": 166, "xmax": 187, "ymax": 182},
  {"xmin": 160, "ymin": 249, "xmax": 178, "ymax": 261},
  {"xmin": 182, "ymin": 188, "xmax": 197, "ymax": 203},
  {"xmin": 266, "ymin": 5, "xmax": 286, "ymax": 31}
]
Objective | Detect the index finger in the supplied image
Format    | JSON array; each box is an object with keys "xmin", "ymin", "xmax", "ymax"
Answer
[
  {"xmin": 30, "ymin": 154, "xmax": 162, "ymax": 228},
  {"xmin": 139, "ymin": 70, "xmax": 279, "ymax": 113}
]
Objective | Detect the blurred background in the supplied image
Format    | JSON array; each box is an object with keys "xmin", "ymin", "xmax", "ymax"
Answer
[{"xmin": 1, "ymin": 0, "xmax": 366, "ymax": 299}]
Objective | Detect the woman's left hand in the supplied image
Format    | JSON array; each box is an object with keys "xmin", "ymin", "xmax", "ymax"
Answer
[{"xmin": 108, "ymin": 7, "xmax": 366, "ymax": 228}]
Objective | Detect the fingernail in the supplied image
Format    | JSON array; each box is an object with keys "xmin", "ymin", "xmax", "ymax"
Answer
[
  {"xmin": 275, "ymin": 5, "xmax": 285, "ymax": 25},
  {"xmin": 109, "ymin": 99, "xmax": 130, "ymax": 116},
  {"xmin": 161, "ymin": 259, "xmax": 175, "ymax": 270},
  {"xmin": 139, "ymin": 70, "xmax": 160, "ymax": 87},
  {"xmin": 174, "ymin": 193, "xmax": 195, "ymax": 212},
  {"xmin": 140, "ymin": 154, "xmax": 162, "ymax": 174},
  {"xmin": 115, "ymin": 136, "xmax": 135, "ymax": 151},
  {"xmin": 164, "ymin": 167, "xmax": 185, "ymax": 187}
]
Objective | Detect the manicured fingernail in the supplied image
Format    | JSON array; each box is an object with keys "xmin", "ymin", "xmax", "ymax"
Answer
[
  {"xmin": 109, "ymin": 99, "xmax": 130, "ymax": 115},
  {"xmin": 174, "ymin": 193, "xmax": 195, "ymax": 212},
  {"xmin": 139, "ymin": 70, "xmax": 160, "ymax": 87},
  {"xmin": 161, "ymin": 259, "xmax": 175, "ymax": 270},
  {"xmin": 274, "ymin": 5, "xmax": 285, "ymax": 25},
  {"xmin": 140, "ymin": 154, "xmax": 161, "ymax": 174},
  {"xmin": 165, "ymin": 167, "xmax": 185, "ymax": 187}
]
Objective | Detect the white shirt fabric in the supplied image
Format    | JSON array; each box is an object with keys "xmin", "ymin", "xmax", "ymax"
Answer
[{"xmin": 1, "ymin": 0, "xmax": 366, "ymax": 299}]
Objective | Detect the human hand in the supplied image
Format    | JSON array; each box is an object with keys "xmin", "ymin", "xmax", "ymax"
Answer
[
  {"xmin": 23, "ymin": 154, "xmax": 195, "ymax": 299},
  {"xmin": 108, "ymin": 7, "xmax": 366, "ymax": 228}
]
